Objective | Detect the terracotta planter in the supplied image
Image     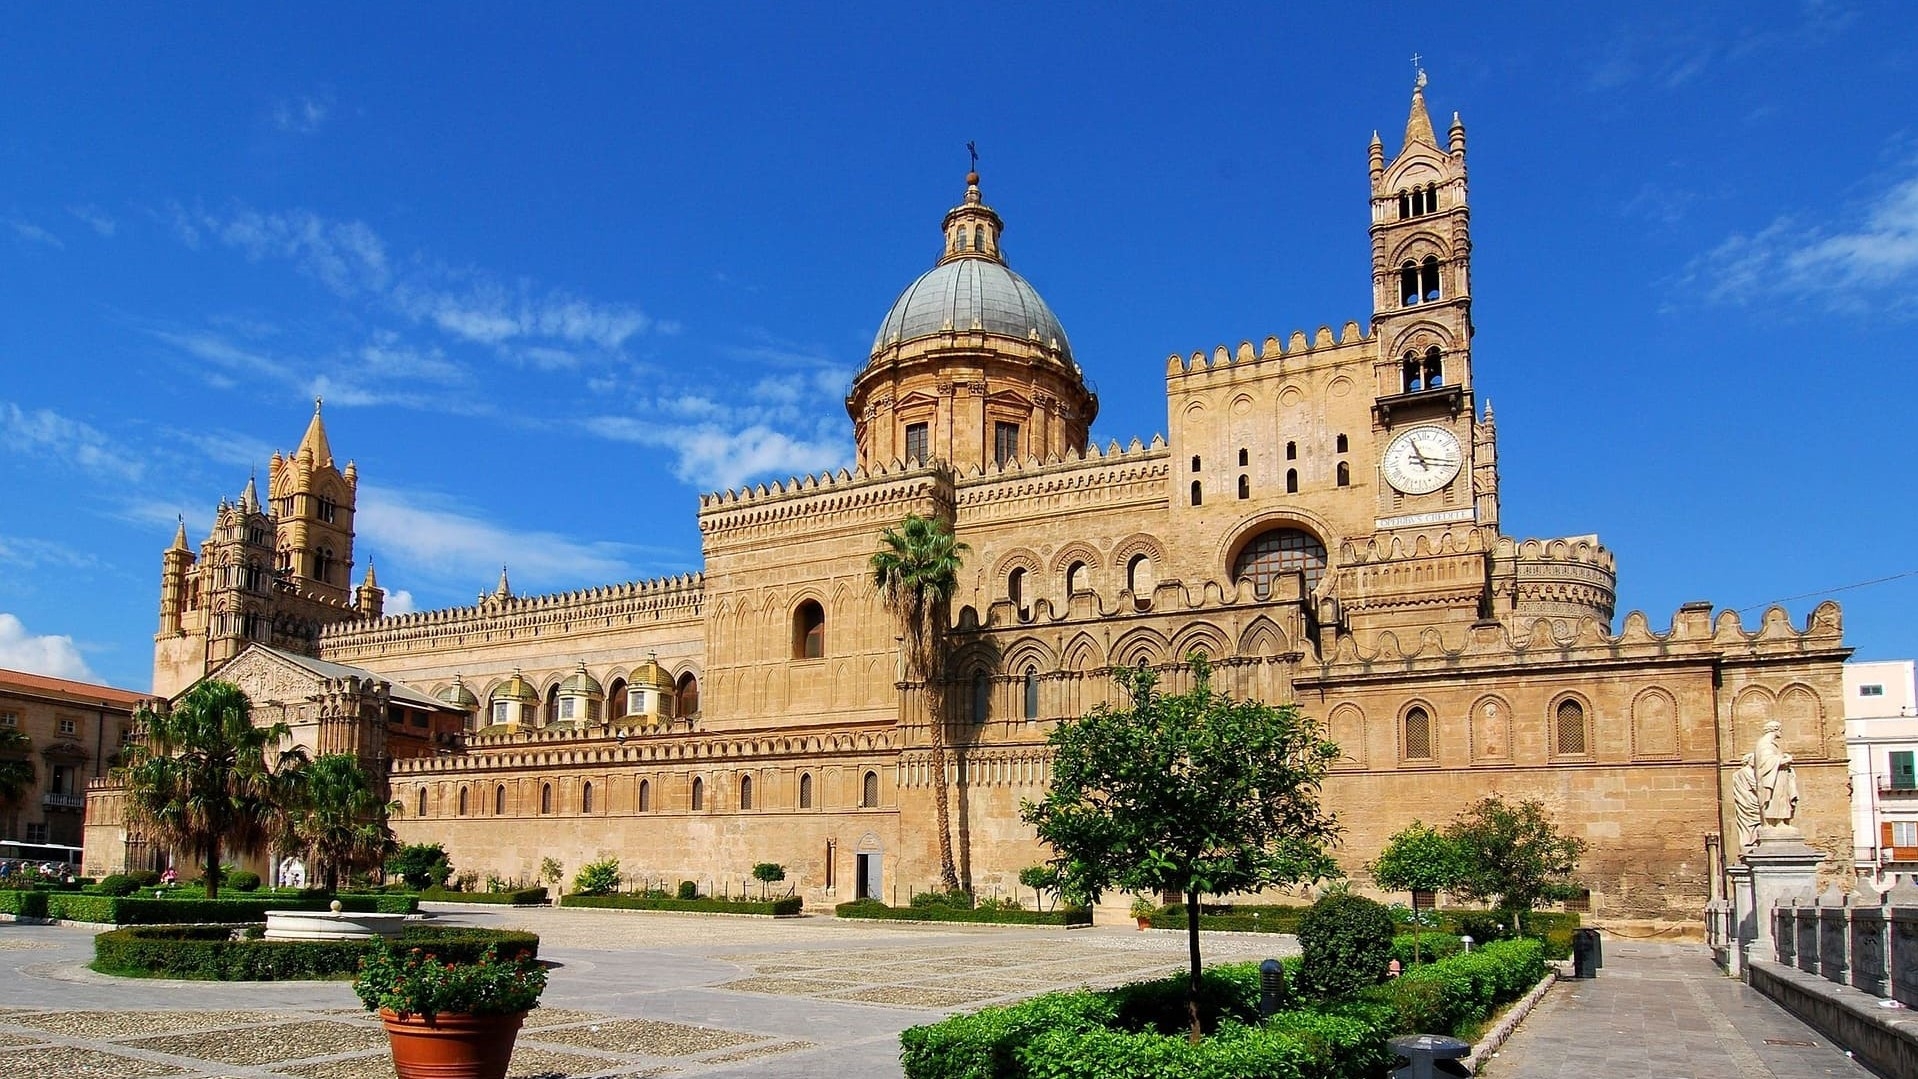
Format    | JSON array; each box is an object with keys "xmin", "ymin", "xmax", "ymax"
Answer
[
  {"xmin": 1136, "ymin": 916, "xmax": 1151, "ymax": 930},
  {"xmin": 379, "ymin": 1008, "xmax": 525, "ymax": 1079}
]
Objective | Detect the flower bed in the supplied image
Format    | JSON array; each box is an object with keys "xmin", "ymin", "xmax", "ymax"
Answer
[
  {"xmin": 422, "ymin": 886, "xmax": 549, "ymax": 906},
  {"xmin": 835, "ymin": 898, "xmax": 1093, "ymax": 926},
  {"xmin": 899, "ymin": 938, "xmax": 1545, "ymax": 1079},
  {"xmin": 561, "ymin": 893, "xmax": 803, "ymax": 916},
  {"xmin": 0, "ymin": 889, "xmax": 417, "ymax": 924},
  {"xmin": 92, "ymin": 924, "xmax": 539, "ymax": 981}
]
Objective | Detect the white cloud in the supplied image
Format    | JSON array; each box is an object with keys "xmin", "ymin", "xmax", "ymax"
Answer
[
  {"xmin": 0, "ymin": 613, "xmax": 96, "ymax": 681},
  {"xmin": 0, "ymin": 536, "xmax": 98, "ymax": 571},
  {"xmin": 355, "ymin": 484, "xmax": 638, "ymax": 592},
  {"xmin": 0, "ymin": 402, "xmax": 143, "ymax": 481},
  {"xmin": 67, "ymin": 205, "xmax": 116, "ymax": 237},
  {"xmin": 6, "ymin": 218, "xmax": 63, "ymax": 249},
  {"xmin": 383, "ymin": 589, "xmax": 417, "ymax": 615},
  {"xmin": 178, "ymin": 204, "xmax": 391, "ymax": 297},
  {"xmin": 584, "ymin": 415, "xmax": 850, "ymax": 491},
  {"xmin": 1691, "ymin": 164, "xmax": 1918, "ymax": 312},
  {"xmin": 273, "ymin": 95, "xmax": 330, "ymax": 134}
]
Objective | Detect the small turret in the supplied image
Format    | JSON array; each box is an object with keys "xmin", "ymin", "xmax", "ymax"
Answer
[
  {"xmin": 239, "ymin": 472, "xmax": 260, "ymax": 514},
  {"xmin": 1369, "ymin": 130, "xmax": 1384, "ymax": 180},
  {"xmin": 1449, "ymin": 111, "xmax": 1466, "ymax": 159},
  {"xmin": 355, "ymin": 558, "xmax": 385, "ymax": 619},
  {"xmin": 158, "ymin": 515, "xmax": 195, "ymax": 636}
]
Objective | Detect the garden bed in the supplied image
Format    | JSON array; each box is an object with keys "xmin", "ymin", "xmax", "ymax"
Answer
[
  {"xmin": 0, "ymin": 889, "xmax": 417, "ymax": 923},
  {"xmin": 561, "ymin": 893, "xmax": 803, "ymax": 916},
  {"xmin": 91, "ymin": 924, "xmax": 538, "ymax": 981},
  {"xmin": 835, "ymin": 898, "xmax": 1092, "ymax": 926},
  {"xmin": 421, "ymin": 885, "xmax": 549, "ymax": 906}
]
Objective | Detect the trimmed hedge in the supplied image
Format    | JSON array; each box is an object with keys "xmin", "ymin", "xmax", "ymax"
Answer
[
  {"xmin": 0, "ymin": 889, "xmax": 418, "ymax": 924},
  {"xmin": 1145, "ymin": 903, "xmax": 1579, "ymax": 958},
  {"xmin": 835, "ymin": 898, "xmax": 1093, "ymax": 926},
  {"xmin": 92, "ymin": 924, "xmax": 539, "ymax": 981},
  {"xmin": 563, "ymin": 893, "xmax": 803, "ymax": 916},
  {"xmin": 422, "ymin": 886, "xmax": 549, "ymax": 906},
  {"xmin": 899, "ymin": 939, "xmax": 1545, "ymax": 1079},
  {"xmin": 1145, "ymin": 903, "xmax": 1309, "ymax": 934}
]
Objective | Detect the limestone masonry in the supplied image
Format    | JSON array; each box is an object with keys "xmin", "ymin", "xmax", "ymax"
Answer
[{"xmin": 85, "ymin": 81, "xmax": 1852, "ymax": 925}]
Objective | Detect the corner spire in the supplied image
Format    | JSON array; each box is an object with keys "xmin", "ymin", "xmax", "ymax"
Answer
[
  {"xmin": 361, "ymin": 557, "xmax": 379, "ymax": 590},
  {"xmin": 240, "ymin": 472, "xmax": 261, "ymax": 514},
  {"xmin": 494, "ymin": 564, "xmax": 512, "ymax": 599},
  {"xmin": 297, "ymin": 396, "xmax": 334, "ymax": 467},
  {"xmin": 939, "ymin": 148, "xmax": 1006, "ymax": 266},
  {"xmin": 170, "ymin": 515, "xmax": 190, "ymax": 552},
  {"xmin": 1404, "ymin": 68, "xmax": 1437, "ymax": 150}
]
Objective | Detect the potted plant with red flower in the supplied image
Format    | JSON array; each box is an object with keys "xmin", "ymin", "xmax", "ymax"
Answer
[{"xmin": 354, "ymin": 940, "xmax": 547, "ymax": 1079}]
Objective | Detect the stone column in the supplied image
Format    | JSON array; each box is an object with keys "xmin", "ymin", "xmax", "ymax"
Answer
[
  {"xmin": 1743, "ymin": 824, "xmax": 1827, "ymax": 966},
  {"xmin": 1726, "ymin": 863, "xmax": 1753, "ymax": 976}
]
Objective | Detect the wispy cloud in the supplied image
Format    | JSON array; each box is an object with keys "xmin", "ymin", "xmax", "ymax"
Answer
[
  {"xmin": 178, "ymin": 205, "xmax": 391, "ymax": 296},
  {"xmin": 1588, "ymin": 2, "xmax": 1857, "ymax": 92},
  {"xmin": 1688, "ymin": 160, "xmax": 1918, "ymax": 313},
  {"xmin": 0, "ymin": 402, "xmax": 143, "ymax": 481},
  {"xmin": 355, "ymin": 484, "xmax": 641, "ymax": 593},
  {"xmin": 0, "ymin": 612, "xmax": 96, "ymax": 681},
  {"xmin": 67, "ymin": 205, "xmax": 116, "ymax": 237},
  {"xmin": 5, "ymin": 218, "xmax": 63, "ymax": 249},
  {"xmin": 0, "ymin": 536, "xmax": 99, "ymax": 571},
  {"xmin": 272, "ymin": 94, "xmax": 331, "ymax": 134}
]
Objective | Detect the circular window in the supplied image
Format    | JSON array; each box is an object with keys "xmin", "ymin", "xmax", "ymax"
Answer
[{"xmin": 1231, "ymin": 528, "xmax": 1328, "ymax": 597}]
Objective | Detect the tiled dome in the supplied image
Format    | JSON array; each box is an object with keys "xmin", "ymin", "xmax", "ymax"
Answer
[{"xmin": 871, "ymin": 257, "xmax": 1073, "ymax": 363}]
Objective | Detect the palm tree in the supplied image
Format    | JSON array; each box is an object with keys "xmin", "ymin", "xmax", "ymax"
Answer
[
  {"xmin": 0, "ymin": 728, "xmax": 35, "ymax": 833},
  {"xmin": 288, "ymin": 753, "xmax": 397, "ymax": 893},
  {"xmin": 118, "ymin": 680, "xmax": 300, "ymax": 899},
  {"xmin": 872, "ymin": 513, "xmax": 969, "ymax": 893}
]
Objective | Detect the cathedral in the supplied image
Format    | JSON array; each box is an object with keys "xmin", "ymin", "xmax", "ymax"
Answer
[{"xmin": 87, "ymin": 82, "xmax": 1852, "ymax": 926}]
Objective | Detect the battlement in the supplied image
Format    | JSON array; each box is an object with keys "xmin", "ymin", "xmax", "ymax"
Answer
[
  {"xmin": 1166, "ymin": 321, "xmax": 1371, "ymax": 379},
  {"xmin": 317, "ymin": 573, "xmax": 704, "ymax": 653},
  {"xmin": 1496, "ymin": 534, "xmax": 1615, "ymax": 573},
  {"xmin": 390, "ymin": 721, "xmax": 897, "ymax": 775}
]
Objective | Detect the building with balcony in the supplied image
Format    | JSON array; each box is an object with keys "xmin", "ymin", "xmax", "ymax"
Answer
[
  {"xmin": 0, "ymin": 668, "xmax": 150, "ymax": 852},
  {"xmin": 1845, "ymin": 659, "xmax": 1918, "ymax": 877}
]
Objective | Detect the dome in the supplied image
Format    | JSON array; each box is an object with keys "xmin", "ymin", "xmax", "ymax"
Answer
[
  {"xmin": 629, "ymin": 655, "xmax": 674, "ymax": 691},
  {"xmin": 437, "ymin": 676, "xmax": 478, "ymax": 710},
  {"xmin": 494, "ymin": 669, "xmax": 539, "ymax": 703},
  {"xmin": 871, "ymin": 258, "xmax": 1074, "ymax": 365},
  {"xmin": 558, "ymin": 662, "xmax": 603, "ymax": 698}
]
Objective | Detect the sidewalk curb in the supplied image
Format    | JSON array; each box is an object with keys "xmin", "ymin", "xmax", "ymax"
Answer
[{"xmin": 1464, "ymin": 966, "xmax": 1559, "ymax": 1073}]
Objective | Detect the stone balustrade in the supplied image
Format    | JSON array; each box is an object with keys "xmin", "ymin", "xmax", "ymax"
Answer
[{"xmin": 1770, "ymin": 876, "xmax": 1918, "ymax": 1005}]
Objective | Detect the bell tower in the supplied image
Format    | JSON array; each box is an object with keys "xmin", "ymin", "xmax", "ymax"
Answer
[{"xmin": 269, "ymin": 398, "xmax": 357, "ymax": 605}]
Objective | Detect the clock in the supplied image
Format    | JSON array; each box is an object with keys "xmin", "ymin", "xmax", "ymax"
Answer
[{"xmin": 1381, "ymin": 426, "xmax": 1463, "ymax": 495}]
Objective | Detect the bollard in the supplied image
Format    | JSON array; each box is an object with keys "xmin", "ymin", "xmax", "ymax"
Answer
[
  {"xmin": 1389, "ymin": 1033, "xmax": 1472, "ymax": 1078},
  {"xmin": 1258, "ymin": 958, "xmax": 1287, "ymax": 1017},
  {"xmin": 1572, "ymin": 927, "xmax": 1601, "ymax": 979}
]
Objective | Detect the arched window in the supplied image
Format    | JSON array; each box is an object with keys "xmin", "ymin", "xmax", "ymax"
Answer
[
  {"xmin": 416, "ymin": 787, "xmax": 427, "ymax": 817},
  {"xmin": 1024, "ymin": 668, "xmax": 1040, "ymax": 720},
  {"xmin": 582, "ymin": 782, "xmax": 594, "ymax": 814},
  {"xmin": 1423, "ymin": 348, "xmax": 1443, "ymax": 389},
  {"xmin": 740, "ymin": 775, "xmax": 754, "ymax": 810},
  {"xmin": 1285, "ymin": 469, "xmax": 1299, "ymax": 494},
  {"xmin": 1008, "ymin": 567, "xmax": 1025, "ymax": 609},
  {"xmin": 971, "ymin": 670, "xmax": 990, "ymax": 724},
  {"xmin": 540, "ymin": 784, "xmax": 551, "ymax": 815},
  {"xmin": 1401, "ymin": 261, "xmax": 1420, "ymax": 306},
  {"xmin": 1285, "ymin": 441, "xmax": 1297, "ymax": 461},
  {"xmin": 607, "ymin": 678, "xmax": 627, "ymax": 719},
  {"xmin": 1404, "ymin": 706, "xmax": 1433, "ymax": 760},
  {"xmin": 1238, "ymin": 475, "xmax": 1250, "ymax": 499},
  {"xmin": 1126, "ymin": 554, "xmax": 1153, "ymax": 596},
  {"xmin": 458, "ymin": 787, "xmax": 468, "ymax": 815},
  {"xmin": 972, "ymin": 226, "xmax": 984, "ymax": 252},
  {"xmin": 676, "ymin": 672, "xmax": 699, "ymax": 716},
  {"xmin": 1336, "ymin": 433, "xmax": 1349, "ymax": 453},
  {"xmin": 495, "ymin": 784, "xmax": 506, "ymax": 815},
  {"xmin": 793, "ymin": 600, "xmax": 825, "ymax": 659},
  {"xmin": 1190, "ymin": 480, "xmax": 1202, "ymax": 506},
  {"xmin": 1421, "ymin": 256, "xmax": 1441, "ymax": 302},
  {"xmin": 692, "ymin": 776, "xmax": 705, "ymax": 810},
  {"xmin": 862, "ymin": 770, "xmax": 880, "ymax": 808},
  {"xmin": 1555, "ymin": 699, "xmax": 1588, "ymax": 756},
  {"xmin": 1232, "ymin": 528, "xmax": 1329, "ymax": 597},
  {"xmin": 544, "ymin": 685, "xmax": 559, "ymax": 726},
  {"xmin": 638, "ymin": 779, "xmax": 651, "ymax": 812},
  {"xmin": 1402, "ymin": 351, "xmax": 1422, "ymax": 393},
  {"xmin": 799, "ymin": 772, "xmax": 813, "ymax": 809},
  {"xmin": 1398, "ymin": 192, "xmax": 1411, "ymax": 219},
  {"xmin": 1190, "ymin": 455, "xmax": 1201, "ymax": 472},
  {"xmin": 1238, "ymin": 448, "xmax": 1249, "ymax": 466},
  {"xmin": 1067, "ymin": 561, "xmax": 1090, "ymax": 594},
  {"xmin": 1336, "ymin": 461, "xmax": 1351, "ymax": 487},
  {"xmin": 956, "ymin": 226, "xmax": 967, "ymax": 251}
]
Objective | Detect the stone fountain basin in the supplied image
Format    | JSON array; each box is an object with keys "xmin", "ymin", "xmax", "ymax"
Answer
[{"xmin": 263, "ymin": 909, "xmax": 409, "ymax": 941}]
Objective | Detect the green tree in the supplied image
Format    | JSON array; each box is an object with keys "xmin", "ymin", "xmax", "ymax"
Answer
[
  {"xmin": 1018, "ymin": 864, "xmax": 1060, "ymax": 912},
  {"xmin": 117, "ymin": 680, "xmax": 302, "ymax": 899},
  {"xmin": 1368, "ymin": 820, "xmax": 1463, "ymax": 964},
  {"xmin": 1444, "ymin": 794, "xmax": 1586, "ymax": 935},
  {"xmin": 0, "ymin": 727, "xmax": 35, "ymax": 819},
  {"xmin": 286, "ymin": 753, "xmax": 396, "ymax": 893},
  {"xmin": 574, "ymin": 855, "xmax": 620, "ymax": 896},
  {"xmin": 388, "ymin": 843, "xmax": 452, "ymax": 890},
  {"xmin": 1022, "ymin": 657, "xmax": 1341, "ymax": 1041},
  {"xmin": 871, "ymin": 512, "xmax": 969, "ymax": 893},
  {"xmin": 751, "ymin": 861, "xmax": 786, "ymax": 899}
]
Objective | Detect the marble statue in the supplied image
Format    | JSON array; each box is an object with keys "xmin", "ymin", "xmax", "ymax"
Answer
[
  {"xmin": 1754, "ymin": 719, "xmax": 1798, "ymax": 826},
  {"xmin": 1731, "ymin": 752, "xmax": 1760, "ymax": 850}
]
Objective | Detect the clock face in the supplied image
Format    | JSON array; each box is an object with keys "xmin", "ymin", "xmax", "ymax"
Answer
[{"xmin": 1381, "ymin": 426, "xmax": 1463, "ymax": 495}]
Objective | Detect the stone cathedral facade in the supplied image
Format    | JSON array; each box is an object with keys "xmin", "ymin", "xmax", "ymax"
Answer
[{"xmin": 91, "ymin": 84, "xmax": 1852, "ymax": 925}]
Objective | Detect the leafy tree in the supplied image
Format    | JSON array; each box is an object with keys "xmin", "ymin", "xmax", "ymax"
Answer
[
  {"xmin": 1019, "ymin": 864, "xmax": 1061, "ymax": 912},
  {"xmin": 286, "ymin": 753, "xmax": 397, "ymax": 893},
  {"xmin": 1444, "ymin": 794, "xmax": 1586, "ymax": 934},
  {"xmin": 1022, "ymin": 657, "xmax": 1341, "ymax": 1041},
  {"xmin": 751, "ymin": 861, "xmax": 786, "ymax": 899},
  {"xmin": 387, "ymin": 843, "xmax": 452, "ymax": 890},
  {"xmin": 1368, "ymin": 820, "xmax": 1463, "ymax": 964},
  {"xmin": 574, "ymin": 855, "xmax": 621, "ymax": 896},
  {"xmin": 539, "ymin": 857, "xmax": 565, "ymax": 894},
  {"xmin": 1295, "ymin": 892, "xmax": 1397, "ymax": 1000},
  {"xmin": 117, "ymin": 680, "xmax": 304, "ymax": 900},
  {"xmin": 872, "ymin": 512, "xmax": 970, "ymax": 893},
  {"xmin": 0, "ymin": 727, "xmax": 34, "ymax": 816}
]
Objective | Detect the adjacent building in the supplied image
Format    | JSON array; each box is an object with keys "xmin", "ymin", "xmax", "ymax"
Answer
[
  {"xmin": 1845, "ymin": 660, "xmax": 1918, "ymax": 878},
  {"xmin": 0, "ymin": 668, "xmax": 148, "ymax": 854}
]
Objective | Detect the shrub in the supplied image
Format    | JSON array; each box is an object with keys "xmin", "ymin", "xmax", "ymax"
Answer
[
  {"xmin": 1295, "ymin": 893, "xmax": 1396, "ymax": 1001},
  {"xmin": 227, "ymin": 870, "xmax": 262, "ymax": 892},
  {"xmin": 35, "ymin": 891, "xmax": 418, "ymax": 924},
  {"xmin": 128, "ymin": 870, "xmax": 162, "ymax": 887},
  {"xmin": 91, "ymin": 924, "xmax": 539, "ymax": 981},
  {"xmin": 910, "ymin": 890, "xmax": 975, "ymax": 910},
  {"xmin": 1388, "ymin": 932, "xmax": 1464, "ymax": 967},
  {"xmin": 1369, "ymin": 938, "xmax": 1546, "ymax": 1039},
  {"xmin": 676, "ymin": 879, "xmax": 698, "ymax": 900},
  {"xmin": 834, "ymin": 899, "xmax": 1091, "ymax": 927},
  {"xmin": 1146, "ymin": 903, "xmax": 1308, "ymax": 934},
  {"xmin": 387, "ymin": 843, "xmax": 452, "ymax": 890},
  {"xmin": 353, "ymin": 940, "xmax": 545, "ymax": 1018},
  {"xmin": 0, "ymin": 890, "xmax": 49, "ymax": 918},
  {"xmin": 562, "ymin": 893, "xmax": 803, "ymax": 916},
  {"xmin": 574, "ymin": 857, "xmax": 621, "ymax": 896},
  {"xmin": 422, "ymin": 886, "xmax": 548, "ymax": 906},
  {"xmin": 93, "ymin": 875, "xmax": 141, "ymax": 897}
]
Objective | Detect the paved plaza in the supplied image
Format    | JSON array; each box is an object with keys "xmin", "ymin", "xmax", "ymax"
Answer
[
  {"xmin": 0, "ymin": 905, "xmax": 1296, "ymax": 1079},
  {"xmin": 1482, "ymin": 940, "xmax": 1876, "ymax": 1079}
]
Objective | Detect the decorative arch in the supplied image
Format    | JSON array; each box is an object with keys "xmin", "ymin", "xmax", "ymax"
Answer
[
  {"xmin": 1049, "ymin": 542, "xmax": 1104, "ymax": 580},
  {"xmin": 1062, "ymin": 632, "xmax": 1104, "ymax": 672},
  {"xmin": 1169, "ymin": 622, "xmax": 1230, "ymax": 662},
  {"xmin": 1398, "ymin": 699, "xmax": 1437, "ymax": 763},
  {"xmin": 1732, "ymin": 686, "xmax": 1776, "ymax": 754},
  {"xmin": 1327, "ymin": 703, "xmax": 1365, "ymax": 770},
  {"xmin": 1630, "ymin": 687, "xmax": 1679, "ymax": 760},
  {"xmin": 1468, "ymin": 695, "xmax": 1512, "ymax": 762},
  {"xmin": 1386, "ymin": 234, "xmax": 1450, "ymax": 270},
  {"xmin": 1000, "ymin": 636, "xmax": 1057, "ymax": 674},
  {"xmin": 1548, "ymin": 692, "xmax": 1594, "ymax": 757},
  {"xmin": 1111, "ymin": 627, "xmax": 1170, "ymax": 669},
  {"xmin": 1777, "ymin": 683, "xmax": 1826, "ymax": 758},
  {"xmin": 1238, "ymin": 616, "xmax": 1290, "ymax": 656},
  {"xmin": 1228, "ymin": 525, "xmax": 1330, "ymax": 598},
  {"xmin": 1385, "ymin": 321, "xmax": 1460, "ymax": 361}
]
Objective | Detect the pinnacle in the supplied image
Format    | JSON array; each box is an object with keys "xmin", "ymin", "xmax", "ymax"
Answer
[{"xmin": 296, "ymin": 397, "xmax": 334, "ymax": 467}]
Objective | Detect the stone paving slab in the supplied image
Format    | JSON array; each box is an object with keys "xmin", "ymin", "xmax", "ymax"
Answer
[{"xmin": 1482, "ymin": 941, "xmax": 1875, "ymax": 1079}]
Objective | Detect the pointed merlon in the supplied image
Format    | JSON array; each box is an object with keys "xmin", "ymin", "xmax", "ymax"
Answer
[{"xmin": 297, "ymin": 397, "xmax": 334, "ymax": 467}]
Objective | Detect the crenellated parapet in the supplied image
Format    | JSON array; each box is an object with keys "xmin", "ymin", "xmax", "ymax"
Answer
[
  {"xmin": 1493, "ymin": 533, "xmax": 1618, "ymax": 627},
  {"xmin": 1165, "ymin": 322, "xmax": 1372, "ymax": 380},
  {"xmin": 955, "ymin": 436, "xmax": 1169, "ymax": 518},
  {"xmin": 696, "ymin": 459, "xmax": 952, "ymax": 540},
  {"xmin": 319, "ymin": 573, "xmax": 705, "ymax": 658},
  {"xmin": 390, "ymin": 721, "xmax": 898, "ymax": 776}
]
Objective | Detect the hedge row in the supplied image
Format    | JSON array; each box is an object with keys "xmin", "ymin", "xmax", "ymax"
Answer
[
  {"xmin": 899, "ymin": 939, "xmax": 1545, "ymax": 1079},
  {"xmin": 1145, "ymin": 903, "xmax": 1309, "ymax": 934},
  {"xmin": 92, "ymin": 925, "xmax": 540, "ymax": 981},
  {"xmin": 0, "ymin": 890, "xmax": 417, "ymax": 924},
  {"xmin": 562, "ymin": 893, "xmax": 804, "ymax": 916},
  {"xmin": 1144, "ymin": 904, "xmax": 1579, "ymax": 958},
  {"xmin": 421, "ymin": 886, "xmax": 549, "ymax": 905},
  {"xmin": 836, "ymin": 899, "xmax": 1093, "ymax": 926}
]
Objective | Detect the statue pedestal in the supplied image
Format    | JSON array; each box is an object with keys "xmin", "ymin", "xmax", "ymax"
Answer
[
  {"xmin": 1725, "ymin": 864, "xmax": 1753, "ymax": 976},
  {"xmin": 1741, "ymin": 827, "xmax": 1825, "ymax": 967}
]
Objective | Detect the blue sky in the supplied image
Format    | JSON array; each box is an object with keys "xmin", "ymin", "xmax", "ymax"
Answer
[{"xmin": 1, "ymin": 3, "xmax": 1914, "ymax": 691}]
